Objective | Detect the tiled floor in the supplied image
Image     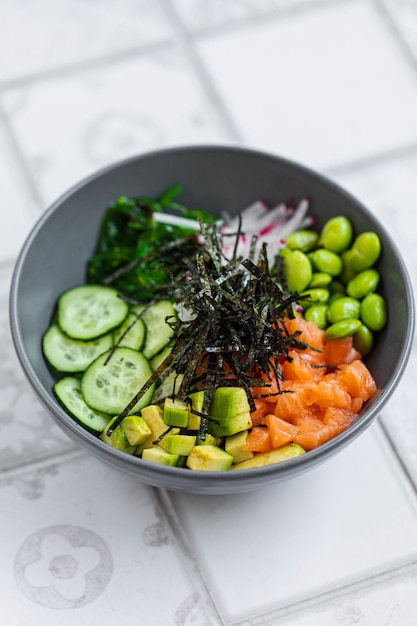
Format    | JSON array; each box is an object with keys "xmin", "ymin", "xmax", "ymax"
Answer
[{"xmin": 1, "ymin": 1, "xmax": 417, "ymax": 624}]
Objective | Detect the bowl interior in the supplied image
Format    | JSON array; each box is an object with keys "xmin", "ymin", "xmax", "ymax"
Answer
[{"xmin": 10, "ymin": 146, "xmax": 415, "ymax": 494}]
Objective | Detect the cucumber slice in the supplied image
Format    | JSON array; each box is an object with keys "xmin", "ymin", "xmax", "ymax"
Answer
[
  {"xmin": 134, "ymin": 300, "xmax": 176, "ymax": 360},
  {"xmin": 57, "ymin": 285, "xmax": 129, "ymax": 340},
  {"xmin": 43, "ymin": 324, "xmax": 113, "ymax": 373},
  {"xmin": 53, "ymin": 376, "xmax": 112, "ymax": 433},
  {"xmin": 113, "ymin": 313, "xmax": 146, "ymax": 350},
  {"xmin": 81, "ymin": 347, "xmax": 154, "ymax": 415}
]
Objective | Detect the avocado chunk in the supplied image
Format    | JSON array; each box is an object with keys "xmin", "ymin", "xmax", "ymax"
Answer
[
  {"xmin": 196, "ymin": 433, "xmax": 222, "ymax": 447},
  {"xmin": 142, "ymin": 445, "xmax": 179, "ymax": 466},
  {"xmin": 225, "ymin": 430, "xmax": 254, "ymax": 464},
  {"xmin": 231, "ymin": 444, "xmax": 305, "ymax": 470},
  {"xmin": 100, "ymin": 417, "xmax": 136, "ymax": 454},
  {"xmin": 134, "ymin": 404, "xmax": 168, "ymax": 455},
  {"xmin": 187, "ymin": 390, "xmax": 204, "ymax": 430},
  {"xmin": 208, "ymin": 387, "xmax": 252, "ymax": 437},
  {"xmin": 186, "ymin": 444, "xmax": 233, "ymax": 471},
  {"xmin": 159, "ymin": 434, "xmax": 197, "ymax": 456},
  {"xmin": 163, "ymin": 397, "xmax": 189, "ymax": 428},
  {"xmin": 121, "ymin": 415, "xmax": 152, "ymax": 446}
]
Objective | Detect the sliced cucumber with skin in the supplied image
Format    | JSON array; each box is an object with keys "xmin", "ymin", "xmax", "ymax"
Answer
[
  {"xmin": 43, "ymin": 324, "xmax": 113, "ymax": 373},
  {"xmin": 134, "ymin": 300, "xmax": 176, "ymax": 360},
  {"xmin": 57, "ymin": 284, "xmax": 129, "ymax": 340},
  {"xmin": 81, "ymin": 347, "xmax": 154, "ymax": 415},
  {"xmin": 113, "ymin": 313, "xmax": 146, "ymax": 351},
  {"xmin": 53, "ymin": 376, "xmax": 112, "ymax": 433}
]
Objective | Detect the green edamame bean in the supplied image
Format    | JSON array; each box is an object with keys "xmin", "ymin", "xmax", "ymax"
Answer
[
  {"xmin": 283, "ymin": 250, "xmax": 312, "ymax": 293},
  {"xmin": 304, "ymin": 304, "xmax": 328, "ymax": 329},
  {"xmin": 353, "ymin": 324, "xmax": 374, "ymax": 357},
  {"xmin": 300, "ymin": 288, "xmax": 330, "ymax": 307},
  {"xmin": 349, "ymin": 232, "xmax": 381, "ymax": 272},
  {"xmin": 360, "ymin": 293, "xmax": 387, "ymax": 331},
  {"xmin": 308, "ymin": 249, "xmax": 343, "ymax": 276},
  {"xmin": 319, "ymin": 216, "xmax": 353, "ymax": 253},
  {"xmin": 346, "ymin": 269, "xmax": 380, "ymax": 299},
  {"xmin": 327, "ymin": 296, "xmax": 361, "ymax": 324},
  {"xmin": 340, "ymin": 250, "xmax": 357, "ymax": 284},
  {"xmin": 308, "ymin": 272, "xmax": 333, "ymax": 288},
  {"xmin": 325, "ymin": 319, "xmax": 362, "ymax": 339},
  {"xmin": 285, "ymin": 229, "xmax": 319, "ymax": 252}
]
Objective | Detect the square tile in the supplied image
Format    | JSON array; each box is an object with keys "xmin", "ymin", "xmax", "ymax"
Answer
[
  {"xmin": 168, "ymin": 425, "xmax": 417, "ymax": 624},
  {"xmin": 196, "ymin": 0, "xmax": 417, "ymax": 170},
  {"xmin": 0, "ymin": 453, "xmax": 209, "ymax": 625},
  {"xmin": 1, "ymin": 49, "xmax": 234, "ymax": 205},
  {"xmin": 0, "ymin": 0, "xmax": 170, "ymax": 82}
]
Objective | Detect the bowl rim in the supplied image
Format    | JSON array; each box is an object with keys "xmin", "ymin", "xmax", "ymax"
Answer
[{"xmin": 9, "ymin": 144, "xmax": 416, "ymax": 491}]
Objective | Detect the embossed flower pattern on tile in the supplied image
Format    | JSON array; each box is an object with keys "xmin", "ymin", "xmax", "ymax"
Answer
[{"xmin": 14, "ymin": 525, "xmax": 113, "ymax": 608}]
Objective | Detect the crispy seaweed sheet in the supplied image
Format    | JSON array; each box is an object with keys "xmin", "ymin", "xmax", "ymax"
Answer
[{"xmin": 107, "ymin": 222, "xmax": 310, "ymax": 437}]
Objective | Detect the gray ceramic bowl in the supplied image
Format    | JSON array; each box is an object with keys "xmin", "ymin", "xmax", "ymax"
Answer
[{"xmin": 10, "ymin": 146, "xmax": 415, "ymax": 494}]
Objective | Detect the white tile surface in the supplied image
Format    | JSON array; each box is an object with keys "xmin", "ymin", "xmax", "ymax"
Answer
[
  {"xmin": 382, "ymin": 0, "xmax": 417, "ymax": 62},
  {"xmin": 169, "ymin": 426, "xmax": 417, "ymax": 623},
  {"xmin": 0, "ymin": 123, "xmax": 39, "ymax": 263},
  {"xmin": 0, "ymin": 452, "xmax": 207, "ymax": 626},
  {"xmin": 196, "ymin": 0, "xmax": 417, "ymax": 170},
  {"xmin": 0, "ymin": 0, "xmax": 170, "ymax": 82},
  {"xmin": 1, "ymin": 49, "xmax": 233, "ymax": 205}
]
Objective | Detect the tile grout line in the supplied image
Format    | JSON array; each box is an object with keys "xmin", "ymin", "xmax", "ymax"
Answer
[
  {"xmin": 154, "ymin": 487, "xmax": 225, "ymax": 626},
  {"xmin": 377, "ymin": 419, "xmax": 417, "ymax": 499},
  {"xmin": 159, "ymin": 0, "xmax": 243, "ymax": 143},
  {"xmin": 373, "ymin": 0, "xmax": 417, "ymax": 82},
  {"xmin": 164, "ymin": 0, "xmax": 354, "ymax": 43}
]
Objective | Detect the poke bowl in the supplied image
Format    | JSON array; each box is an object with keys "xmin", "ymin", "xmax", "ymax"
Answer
[{"xmin": 9, "ymin": 145, "xmax": 415, "ymax": 494}]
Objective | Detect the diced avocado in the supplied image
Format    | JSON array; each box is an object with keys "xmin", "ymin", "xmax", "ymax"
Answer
[
  {"xmin": 163, "ymin": 397, "xmax": 189, "ymax": 427},
  {"xmin": 225, "ymin": 430, "xmax": 254, "ymax": 464},
  {"xmin": 134, "ymin": 404, "xmax": 167, "ymax": 455},
  {"xmin": 187, "ymin": 390, "xmax": 204, "ymax": 430},
  {"xmin": 159, "ymin": 434, "xmax": 196, "ymax": 456},
  {"xmin": 209, "ymin": 411, "xmax": 252, "ymax": 438},
  {"xmin": 121, "ymin": 415, "xmax": 152, "ymax": 446},
  {"xmin": 186, "ymin": 444, "xmax": 233, "ymax": 471},
  {"xmin": 196, "ymin": 433, "xmax": 222, "ymax": 447},
  {"xmin": 208, "ymin": 387, "xmax": 252, "ymax": 437},
  {"xmin": 142, "ymin": 445, "xmax": 179, "ymax": 466},
  {"xmin": 100, "ymin": 417, "xmax": 136, "ymax": 454},
  {"xmin": 231, "ymin": 444, "xmax": 305, "ymax": 470},
  {"xmin": 210, "ymin": 387, "xmax": 250, "ymax": 420}
]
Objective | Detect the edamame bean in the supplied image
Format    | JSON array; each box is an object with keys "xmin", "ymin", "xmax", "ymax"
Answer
[
  {"xmin": 346, "ymin": 269, "xmax": 380, "ymax": 299},
  {"xmin": 285, "ymin": 229, "xmax": 319, "ymax": 252},
  {"xmin": 300, "ymin": 288, "xmax": 330, "ymax": 307},
  {"xmin": 340, "ymin": 250, "xmax": 357, "ymax": 284},
  {"xmin": 319, "ymin": 216, "xmax": 353, "ymax": 253},
  {"xmin": 308, "ymin": 249, "xmax": 343, "ymax": 276},
  {"xmin": 283, "ymin": 250, "xmax": 312, "ymax": 293},
  {"xmin": 309, "ymin": 272, "xmax": 332, "ymax": 288},
  {"xmin": 304, "ymin": 304, "xmax": 328, "ymax": 329},
  {"xmin": 353, "ymin": 324, "xmax": 374, "ymax": 357},
  {"xmin": 360, "ymin": 293, "xmax": 387, "ymax": 331},
  {"xmin": 349, "ymin": 232, "xmax": 381, "ymax": 272},
  {"xmin": 328, "ymin": 292, "xmax": 345, "ymax": 306},
  {"xmin": 325, "ymin": 319, "xmax": 362, "ymax": 339},
  {"xmin": 329, "ymin": 279, "xmax": 346, "ymax": 295},
  {"xmin": 327, "ymin": 296, "xmax": 361, "ymax": 324}
]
